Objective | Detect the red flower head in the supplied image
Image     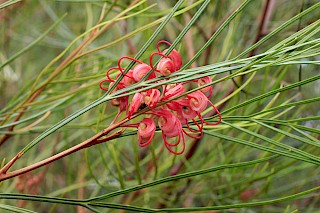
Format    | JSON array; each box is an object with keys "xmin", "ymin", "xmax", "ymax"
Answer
[
  {"xmin": 138, "ymin": 118, "xmax": 156, "ymax": 147},
  {"xmin": 100, "ymin": 40, "xmax": 222, "ymax": 155}
]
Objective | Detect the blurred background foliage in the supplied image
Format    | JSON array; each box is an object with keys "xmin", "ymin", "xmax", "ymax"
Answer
[{"xmin": 0, "ymin": 0, "xmax": 319, "ymax": 212}]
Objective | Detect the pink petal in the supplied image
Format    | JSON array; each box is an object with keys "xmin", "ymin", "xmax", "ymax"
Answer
[
  {"xmin": 128, "ymin": 93, "xmax": 144, "ymax": 118},
  {"xmin": 132, "ymin": 63, "xmax": 152, "ymax": 82}
]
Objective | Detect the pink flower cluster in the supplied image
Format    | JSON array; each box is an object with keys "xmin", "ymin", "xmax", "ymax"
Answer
[{"xmin": 100, "ymin": 41, "xmax": 222, "ymax": 155}]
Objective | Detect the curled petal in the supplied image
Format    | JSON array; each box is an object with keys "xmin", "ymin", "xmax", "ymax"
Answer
[
  {"xmin": 149, "ymin": 52, "xmax": 169, "ymax": 73},
  {"xmin": 157, "ymin": 110, "xmax": 184, "ymax": 153},
  {"xmin": 138, "ymin": 118, "xmax": 156, "ymax": 147},
  {"xmin": 181, "ymin": 106, "xmax": 197, "ymax": 120},
  {"xmin": 117, "ymin": 56, "xmax": 142, "ymax": 80},
  {"xmin": 138, "ymin": 118, "xmax": 156, "ymax": 138},
  {"xmin": 164, "ymin": 119, "xmax": 182, "ymax": 138},
  {"xmin": 166, "ymin": 98, "xmax": 197, "ymax": 121},
  {"xmin": 138, "ymin": 134, "xmax": 155, "ymax": 147},
  {"xmin": 187, "ymin": 91, "xmax": 208, "ymax": 113},
  {"xmin": 156, "ymin": 57, "xmax": 175, "ymax": 76},
  {"xmin": 166, "ymin": 100, "xmax": 182, "ymax": 111},
  {"xmin": 156, "ymin": 110, "xmax": 178, "ymax": 134},
  {"xmin": 156, "ymin": 109, "xmax": 184, "ymax": 145},
  {"xmin": 132, "ymin": 63, "xmax": 155, "ymax": 82},
  {"xmin": 128, "ymin": 93, "xmax": 144, "ymax": 119}
]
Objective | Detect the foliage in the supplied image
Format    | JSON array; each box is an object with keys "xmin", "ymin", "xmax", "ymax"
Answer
[{"xmin": 0, "ymin": 0, "xmax": 319, "ymax": 212}]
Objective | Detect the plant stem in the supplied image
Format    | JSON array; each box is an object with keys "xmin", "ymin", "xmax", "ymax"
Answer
[{"xmin": 0, "ymin": 117, "xmax": 130, "ymax": 182}]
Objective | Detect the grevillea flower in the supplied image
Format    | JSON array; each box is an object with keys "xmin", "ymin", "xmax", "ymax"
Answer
[
  {"xmin": 138, "ymin": 118, "xmax": 156, "ymax": 147},
  {"xmin": 178, "ymin": 99, "xmax": 197, "ymax": 120},
  {"xmin": 156, "ymin": 40, "xmax": 182, "ymax": 71},
  {"xmin": 99, "ymin": 40, "xmax": 222, "ymax": 155},
  {"xmin": 187, "ymin": 90, "xmax": 222, "ymax": 126},
  {"xmin": 187, "ymin": 91, "xmax": 208, "ymax": 113},
  {"xmin": 143, "ymin": 89, "xmax": 160, "ymax": 108},
  {"xmin": 128, "ymin": 92, "xmax": 144, "ymax": 119}
]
